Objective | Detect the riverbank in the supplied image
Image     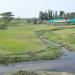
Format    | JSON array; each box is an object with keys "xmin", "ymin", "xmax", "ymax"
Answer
[
  {"xmin": 0, "ymin": 44, "xmax": 62, "ymax": 64},
  {"xmin": 38, "ymin": 26, "xmax": 75, "ymax": 51},
  {"xmin": 6, "ymin": 71, "xmax": 75, "ymax": 75}
]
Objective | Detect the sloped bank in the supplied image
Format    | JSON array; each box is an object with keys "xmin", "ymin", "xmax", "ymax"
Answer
[
  {"xmin": 10, "ymin": 71, "xmax": 75, "ymax": 75},
  {"xmin": 36, "ymin": 27, "xmax": 75, "ymax": 52}
]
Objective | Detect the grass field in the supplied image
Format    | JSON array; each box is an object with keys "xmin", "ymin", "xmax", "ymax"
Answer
[
  {"xmin": 0, "ymin": 25, "xmax": 46, "ymax": 54},
  {"xmin": 0, "ymin": 22, "xmax": 62, "ymax": 64},
  {"xmin": 41, "ymin": 26, "xmax": 75, "ymax": 51},
  {"xmin": 0, "ymin": 24, "xmax": 56, "ymax": 54}
]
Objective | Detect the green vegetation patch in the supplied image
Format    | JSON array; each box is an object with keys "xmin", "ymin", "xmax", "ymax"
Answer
[
  {"xmin": 41, "ymin": 27, "xmax": 75, "ymax": 51},
  {"xmin": 0, "ymin": 25, "xmax": 45, "ymax": 54},
  {"xmin": 6, "ymin": 70, "xmax": 75, "ymax": 75},
  {"xmin": 0, "ymin": 24, "xmax": 62, "ymax": 64}
]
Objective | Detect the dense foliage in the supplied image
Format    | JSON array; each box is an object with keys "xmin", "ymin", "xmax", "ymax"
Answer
[
  {"xmin": 0, "ymin": 12, "xmax": 14, "ymax": 29},
  {"xmin": 39, "ymin": 10, "xmax": 75, "ymax": 20}
]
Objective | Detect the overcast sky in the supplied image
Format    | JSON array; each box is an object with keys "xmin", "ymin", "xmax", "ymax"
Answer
[{"xmin": 0, "ymin": 0, "xmax": 75, "ymax": 18}]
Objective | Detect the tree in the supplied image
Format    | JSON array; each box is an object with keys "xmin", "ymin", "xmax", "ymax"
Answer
[
  {"xmin": 65, "ymin": 12, "xmax": 75, "ymax": 19},
  {"xmin": 59, "ymin": 11, "xmax": 65, "ymax": 19},
  {"xmin": 54, "ymin": 11, "xmax": 58, "ymax": 19},
  {"xmin": 39, "ymin": 11, "xmax": 45, "ymax": 20},
  {"xmin": 32, "ymin": 18, "xmax": 37, "ymax": 24},
  {"xmin": 70, "ymin": 12, "xmax": 75, "ymax": 18},
  {"xmin": 39, "ymin": 10, "xmax": 54, "ymax": 20},
  {"xmin": 0, "ymin": 12, "xmax": 14, "ymax": 29},
  {"xmin": 64, "ymin": 13, "xmax": 71, "ymax": 19},
  {"xmin": 44, "ymin": 11, "xmax": 48, "ymax": 20},
  {"xmin": 48, "ymin": 10, "xmax": 53, "ymax": 20}
]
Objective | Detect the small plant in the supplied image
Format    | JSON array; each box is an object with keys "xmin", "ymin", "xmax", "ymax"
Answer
[{"xmin": 12, "ymin": 71, "xmax": 38, "ymax": 75}]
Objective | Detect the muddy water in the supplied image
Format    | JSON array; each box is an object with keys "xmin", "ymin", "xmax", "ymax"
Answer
[{"xmin": 0, "ymin": 40, "xmax": 75, "ymax": 74}]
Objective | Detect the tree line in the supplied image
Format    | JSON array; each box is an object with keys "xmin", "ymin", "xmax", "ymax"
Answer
[
  {"xmin": 0, "ymin": 10, "xmax": 75, "ymax": 26},
  {"xmin": 39, "ymin": 10, "xmax": 75, "ymax": 20}
]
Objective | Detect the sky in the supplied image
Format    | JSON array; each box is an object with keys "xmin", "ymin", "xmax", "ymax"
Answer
[{"xmin": 0, "ymin": 0, "xmax": 75, "ymax": 18}]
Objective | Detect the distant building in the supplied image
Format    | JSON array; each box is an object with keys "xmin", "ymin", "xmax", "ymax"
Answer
[
  {"xmin": 48, "ymin": 18, "xmax": 75, "ymax": 24},
  {"xmin": 48, "ymin": 19, "xmax": 66, "ymax": 23}
]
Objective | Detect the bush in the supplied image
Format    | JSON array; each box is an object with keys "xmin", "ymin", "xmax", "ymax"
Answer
[
  {"xmin": 32, "ymin": 18, "xmax": 37, "ymax": 24},
  {"xmin": 0, "ymin": 24, "xmax": 7, "ymax": 30},
  {"xmin": 12, "ymin": 71, "xmax": 38, "ymax": 75}
]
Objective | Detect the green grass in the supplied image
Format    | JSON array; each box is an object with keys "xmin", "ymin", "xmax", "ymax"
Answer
[
  {"xmin": 41, "ymin": 27, "xmax": 75, "ymax": 51},
  {"xmin": 0, "ymin": 25, "xmax": 46, "ymax": 54},
  {"xmin": 0, "ymin": 23, "xmax": 62, "ymax": 64},
  {"xmin": 5, "ymin": 70, "xmax": 75, "ymax": 75},
  {"xmin": 0, "ymin": 24, "xmax": 57, "ymax": 54}
]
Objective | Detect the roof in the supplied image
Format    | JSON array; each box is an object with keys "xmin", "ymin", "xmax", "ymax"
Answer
[
  {"xmin": 67, "ymin": 18, "xmax": 75, "ymax": 23},
  {"xmin": 48, "ymin": 18, "xmax": 75, "ymax": 23}
]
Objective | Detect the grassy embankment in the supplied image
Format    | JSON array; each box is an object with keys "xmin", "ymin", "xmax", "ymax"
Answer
[
  {"xmin": 40, "ymin": 25, "xmax": 75, "ymax": 51},
  {"xmin": 0, "ymin": 22, "xmax": 62, "ymax": 64},
  {"xmin": 5, "ymin": 70, "xmax": 75, "ymax": 75}
]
